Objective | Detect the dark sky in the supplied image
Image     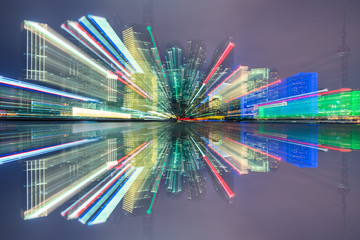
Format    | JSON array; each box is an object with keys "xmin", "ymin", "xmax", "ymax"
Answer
[{"xmin": 1, "ymin": 0, "xmax": 359, "ymax": 90}]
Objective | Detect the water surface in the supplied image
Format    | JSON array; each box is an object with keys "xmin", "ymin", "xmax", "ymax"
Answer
[{"xmin": 0, "ymin": 121, "xmax": 359, "ymax": 240}]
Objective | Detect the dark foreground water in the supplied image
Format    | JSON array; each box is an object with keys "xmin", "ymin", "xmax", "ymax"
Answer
[{"xmin": 0, "ymin": 121, "xmax": 359, "ymax": 240}]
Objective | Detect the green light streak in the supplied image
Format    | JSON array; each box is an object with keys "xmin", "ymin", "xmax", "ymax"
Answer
[
  {"xmin": 146, "ymin": 26, "xmax": 166, "ymax": 79},
  {"xmin": 146, "ymin": 161, "xmax": 166, "ymax": 215}
]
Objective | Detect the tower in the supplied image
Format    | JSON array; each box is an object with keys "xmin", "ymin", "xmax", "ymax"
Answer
[{"xmin": 337, "ymin": 0, "xmax": 350, "ymax": 88}]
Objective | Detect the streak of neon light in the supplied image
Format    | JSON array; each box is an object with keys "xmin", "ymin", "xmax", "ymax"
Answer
[
  {"xmin": 24, "ymin": 21, "xmax": 109, "ymax": 75},
  {"xmin": 61, "ymin": 168, "xmax": 118, "ymax": 218},
  {"xmin": 117, "ymin": 142, "xmax": 147, "ymax": 164},
  {"xmin": 0, "ymin": 76, "xmax": 100, "ymax": 103},
  {"xmin": 116, "ymin": 71, "xmax": 153, "ymax": 99},
  {"xmin": 256, "ymin": 88, "xmax": 351, "ymax": 107},
  {"xmin": 251, "ymin": 133, "xmax": 328, "ymax": 151},
  {"xmin": 207, "ymin": 145, "xmax": 242, "ymax": 175},
  {"xmin": 68, "ymin": 164, "xmax": 132, "ymax": 219},
  {"xmin": 256, "ymin": 133, "xmax": 352, "ymax": 152},
  {"xmin": 61, "ymin": 23, "xmax": 116, "ymax": 72},
  {"xmin": 203, "ymin": 42, "xmax": 235, "ymax": 85},
  {"xmin": 25, "ymin": 165, "xmax": 109, "ymax": 219},
  {"xmin": 250, "ymin": 89, "xmax": 328, "ymax": 107},
  {"xmin": 88, "ymin": 167, "xmax": 143, "ymax": 225},
  {"xmin": 79, "ymin": 16, "xmax": 134, "ymax": 74},
  {"xmin": 146, "ymin": 161, "xmax": 166, "ymax": 215},
  {"xmin": 146, "ymin": 26, "xmax": 167, "ymax": 79},
  {"xmin": 0, "ymin": 138, "xmax": 99, "ymax": 165},
  {"xmin": 226, "ymin": 137, "xmax": 282, "ymax": 161},
  {"xmin": 226, "ymin": 79, "xmax": 282, "ymax": 103},
  {"xmin": 207, "ymin": 65, "xmax": 242, "ymax": 96},
  {"xmin": 203, "ymin": 155, "xmax": 235, "ymax": 198},
  {"xmin": 189, "ymin": 137, "xmax": 234, "ymax": 198},
  {"xmin": 70, "ymin": 22, "xmax": 131, "ymax": 76},
  {"xmin": 87, "ymin": 15, "xmax": 143, "ymax": 73},
  {"xmin": 116, "ymin": 75, "xmax": 147, "ymax": 98},
  {"xmin": 319, "ymin": 88, "xmax": 352, "ymax": 95},
  {"xmin": 115, "ymin": 141, "xmax": 153, "ymax": 169},
  {"xmin": 188, "ymin": 84, "xmax": 205, "ymax": 107}
]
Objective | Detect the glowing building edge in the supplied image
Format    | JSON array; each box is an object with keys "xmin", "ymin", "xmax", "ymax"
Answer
[
  {"xmin": 24, "ymin": 21, "xmax": 110, "ymax": 76},
  {"xmin": 72, "ymin": 107, "xmax": 131, "ymax": 119},
  {"xmin": 88, "ymin": 15, "xmax": 143, "ymax": 74},
  {"xmin": 0, "ymin": 76, "xmax": 101, "ymax": 103}
]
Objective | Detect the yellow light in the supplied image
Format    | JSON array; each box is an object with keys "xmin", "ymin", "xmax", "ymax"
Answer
[{"xmin": 72, "ymin": 107, "xmax": 131, "ymax": 119}]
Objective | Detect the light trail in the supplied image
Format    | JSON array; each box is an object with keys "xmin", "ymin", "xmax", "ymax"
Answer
[
  {"xmin": 0, "ymin": 138, "xmax": 99, "ymax": 165},
  {"xmin": 24, "ymin": 21, "xmax": 109, "ymax": 75},
  {"xmin": 0, "ymin": 76, "xmax": 101, "ymax": 103},
  {"xmin": 147, "ymin": 26, "xmax": 167, "ymax": 79},
  {"xmin": 226, "ymin": 79, "xmax": 281, "ymax": 103},
  {"xmin": 226, "ymin": 137, "xmax": 282, "ymax": 161},
  {"xmin": 207, "ymin": 65, "xmax": 242, "ymax": 96},
  {"xmin": 203, "ymin": 42, "xmax": 235, "ymax": 85},
  {"xmin": 207, "ymin": 144, "xmax": 242, "ymax": 175},
  {"xmin": 190, "ymin": 137, "xmax": 235, "ymax": 198},
  {"xmin": 67, "ymin": 165, "xmax": 132, "ymax": 219}
]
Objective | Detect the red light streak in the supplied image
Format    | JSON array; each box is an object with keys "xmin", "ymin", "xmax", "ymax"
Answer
[
  {"xmin": 116, "ymin": 76, "xmax": 147, "ymax": 98},
  {"xmin": 62, "ymin": 24, "xmax": 113, "ymax": 68},
  {"xmin": 116, "ymin": 142, "xmax": 147, "ymax": 164},
  {"xmin": 202, "ymin": 155, "xmax": 235, "ymax": 198},
  {"xmin": 226, "ymin": 79, "xmax": 281, "ymax": 103},
  {"xmin": 115, "ymin": 71, "xmax": 152, "ymax": 99},
  {"xmin": 207, "ymin": 65, "xmax": 242, "ymax": 96},
  {"xmin": 203, "ymin": 42, "xmax": 235, "ymax": 85},
  {"xmin": 73, "ymin": 164, "xmax": 131, "ymax": 218},
  {"xmin": 115, "ymin": 141, "xmax": 152, "ymax": 169},
  {"xmin": 225, "ymin": 137, "xmax": 282, "ymax": 161},
  {"xmin": 75, "ymin": 23, "xmax": 131, "ymax": 76},
  {"xmin": 318, "ymin": 88, "xmax": 352, "ymax": 95},
  {"xmin": 178, "ymin": 118, "xmax": 201, "ymax": 121}
]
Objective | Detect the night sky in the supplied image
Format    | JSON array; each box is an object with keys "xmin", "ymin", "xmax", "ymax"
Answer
[{"xmin": 1, "ymin": 0, "xmax": 359, "ymax": 90}]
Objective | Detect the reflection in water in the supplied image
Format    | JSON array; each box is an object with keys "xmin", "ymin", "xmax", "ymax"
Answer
[{"xmin": 0, "ymin": 122, "xmax": 359, "ymax": 238}]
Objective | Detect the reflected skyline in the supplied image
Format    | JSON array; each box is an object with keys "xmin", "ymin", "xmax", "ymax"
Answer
[{"xmin": 0, "ymin": 122, "xmax": 359, "ymax": 239}]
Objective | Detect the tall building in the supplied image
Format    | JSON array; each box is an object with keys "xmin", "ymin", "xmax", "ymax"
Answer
[
  {"xmin": 122, "ymin": 25, "xmax": 159, "ymax": 112},
  {"xmin": 184, "ymin": 40, "xmax": 207, "ymax": 99},
  {"xmin": 337, "ymin": 1, "xmax": 350, "ymax": 88},
  {"xmin": 165, "ymin": 43, "xmax": 184, "ymax": 114},
  {"xmin": 269, "ymin": 68, "xmax": 280, "ymax": 83}
]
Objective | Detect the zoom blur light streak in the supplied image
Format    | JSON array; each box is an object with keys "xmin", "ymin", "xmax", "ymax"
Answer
[
  {"xmin": 207, "ymin": 65, "xmax": 242, "ymax": 96},
  {"xmin": 226, "ymin": 79, "xmax": 282, "ymax": 103},
  {"xmin": 9, "ymin": 123, "xmax": 359, "ymax": 224},
  {"xmin": 24, "ymin": 21, "xmax": 109, "ymax": 75},
  {"xmin": 0, "ymin": 138, "xmax": 99, "ymax": 165},
  {"xmin": 72, "ymin": 107, "xmax": 131, "ymax": 119},
  {"xmin": 190, "ymin": 137, "xmax": 235, "ymax": 198},
  {"xmin": 24, "ymin": 165, "xmax": 110, "ymax": 219},
  {"xmin": 0, "ymin": 16, "xmax": 358, "ymax": 120},
  {"xmin": 146, "ymin": 26, "xmax": 167, "ymax": 79},
  {"xmin": 0, "ymin": 76, "xmax": 101, "ymax": 103},
  {"xmin": 226, "ymin": 137, "xmax": 282, "ymax": 161},
  {"xmin": 188, "ymin": 42, "xmax": 235, "ymax": 108},
  {"xmin": 87, "ymin": 167, "xmax": 143, "ymax": 225},
  {"xmin": 87, "ymin": 15, "xmax": 143, "ymax": 74},
  {"xmin": 204, "ymin": 42, "xmax": 235, "ymax": 85}
]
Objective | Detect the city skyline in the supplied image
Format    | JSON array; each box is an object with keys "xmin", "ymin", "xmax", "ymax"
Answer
[
  {"xmin": 1, "ymin": 0, "xmax": 359, "ymax": 91},
  {"xmin": 0, "ymin": 1, "xmax": 359, "ymax": 120}
]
